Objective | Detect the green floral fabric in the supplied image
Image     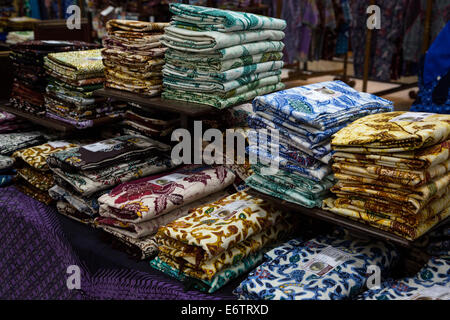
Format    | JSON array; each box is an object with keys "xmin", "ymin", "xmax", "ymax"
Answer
[{"xmin": 169, "ymin": 3, "xmax": 286, "ymax": 32}]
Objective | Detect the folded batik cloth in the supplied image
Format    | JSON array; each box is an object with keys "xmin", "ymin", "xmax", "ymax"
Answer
[
  {"xmin": 167, "ymin": 49, "xmax": 283, "ymax": 73},
  {"xmin": 0, "ymin": 155, "xmax": 14, "ymax": 170},
  {"xmin": 0, "ymin": 131, "xmax": 45, "ymax": 156},
  {"xmin": 46, "ymin": 84, "xmax": 105, "ymax": 106},
  {"xmin": 332, "ymin": 140, "xmax": 449, "ymax": 170},
  {"xmin": 164, "ymin": 70, "xmax": 281, "ymax": 93},
  {"xmin": 246, "ymin": 145, "xmax": 331, "ymax": 181},
  {"xmin": 56, "ymin": 201, "xmax": 94, "ymax": 225},
  {"xmin": 165, "ymin": 41, "xmax": 284, "ymax": 70},
  {"xmin": 161, "ymin": 26, "xmax": 285, "ymax": 52},
  {"xmin": 96, "ymin": 190, "xmax": 232, "ymax": 238},
  {"xmin": 98, "ymin": 165, "xmax": 236, "ymax": 223},
  {"xmin": 106, "ymin": 20, "xmax": 168, "ymax": 33},
  {"xmin": 359, "ymin": 257, "xmax": 450, "ymax": 300},
  {"xmin": 49, "ymin": 184, "xmax": 108, "ymax": 216},
  {"xmin": 103, "ymin": 60, "xmax": 164, "ymax": 77},
  {"xmin": 15, "ymin": 179, "xmax": 53, "ymax": 205},
  {"xmin": 248, "ymin": 116, "xmax": 333, "ymax": 160},
  {"xmin": 233, "ymin": 233, "xmax": 399, "ymax": 300},
  {"xmin": 0, "ymin": 172, "xmax": 14, "ymax": 187},
  {"xmin": 164, "ymin": 60, "xmax": 283, "ymax": 82},
  {"xmin": 17, "ymin": 166, "xmax": 54, "ymax": 191},
  {"xmin": 49, "ymin": 155, "xmax": 175, "ymax": 197},
  {"xmin": 168, "ymin": 3, "xmax": 286, "ymax": 32},
  {"xmin": 47, "ymin": 135, "xmax": 170, "ymax": 172},
  {"xmin": 332, "ymin": 112, "xmax": 450, "ymax": 153},
  {"xmin": 162, "ymin": 82, "xmax": 284, "ymax": 109},
  {"xmin": 331, "ymin": 160, "xmax": 450, "ymax": 187},
  {"xmin": 45, "ymin": 68, "xmax": 105, "ymax": 86},
  {"xmin": 322, "ymin": 198, "xmax": 450, "ymax": 240},
  {"xmin": 45, "ymin": 112, "xmax": 123, "ymax": 129},
  {"xmin": 253, "ymin": 80, "xmax": 394, "ymax": 131},
  {"xmin": 0, "ymin": 111, "xmax": 17, "ymax": 124},
  {"xmin": 324, "ymin": 191, "xmax": 450, "ymax": 228},
  {"xmin": 156, "ymin": 192, "xmax": 287, "ymax": 264},
  {"xmin": 44, "ymin": 49, "xmax": 105, "ymax": 81},
  {"xmin": 12, "ymin": 141, "xmax": 77, "ymax": 171},
  {"xmin": 101, "ymin": 226, "xmax": 160, "ymax": 260}
]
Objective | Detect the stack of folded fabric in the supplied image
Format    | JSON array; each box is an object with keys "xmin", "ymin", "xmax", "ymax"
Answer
[
  {"xmin": 359, "ymin": 256, "xmax": 449, "ymax": 300},
  {"xmin": 12, "ymin": 141, "xmax": 78, "ymax": 204},
  {"xmin": 47, "ymin": 135, "xmax": 175, "ymax": 224},
  {"xmin": 323, "ymin": 112, "xmax": 450, "ymax": 241},
  {"xmin": 0, "ymin": 131, "xmax": 46, "ymax": 156},
  {"xmin": 6, "ymin": 30, "xmax": 34, "ymax": 44},
  {"xmin": 9, "ymin": 41, "xmax": 100, "ymax": 116},
  {"xmin": 121, "ymin": 102, "xmax": 180, "ymax": 142},
  {"xmin": 95, "ymin": 165, "xmax": 236, "ymax": 260},
  {"xmin": 246, "ymin": 80, "xmax": 393, "ymax": 208},
  {"xmin": 44, "ymin": 49, "xmax": 124, "ymax": 128},
  {"xmin": 0, "ymin": 110, "xmax": 32, "ymax": 133},
  {"xmin": 234, "ymin": 230, "xmax": 399, "ymax": 300},
  {"xmin": 151, "ymin": 191, "xmax": 296, "ymax": 293},
  {"xmin": 0, "ymin": 154, "xmax": 15, "ymax": 187},
  {"xmin": 102, "ymin": 20, "xmax": 169, "ymax": 96},
  {"xmin": 161, "ymin": 3, "xmax": 286, "ymax": 109}
]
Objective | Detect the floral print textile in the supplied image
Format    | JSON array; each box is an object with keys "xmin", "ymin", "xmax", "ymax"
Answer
[{"xmin": 98, "ymin": 165, "xmax": 235, "ymax": 223}]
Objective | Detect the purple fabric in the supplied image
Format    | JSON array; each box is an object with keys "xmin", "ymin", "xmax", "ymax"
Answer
[{"xmin": 0, "ymin": 186, "xmax": 234, "ymax": 300}]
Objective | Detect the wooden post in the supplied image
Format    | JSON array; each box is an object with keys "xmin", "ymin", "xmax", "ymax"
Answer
[
  {"xmin": 362, "ymin": 0, "xmax": 376, "ymax": 92},
  {"xmin": 422, "ymin": 0, "xmax": 433, "ymax": 54}
]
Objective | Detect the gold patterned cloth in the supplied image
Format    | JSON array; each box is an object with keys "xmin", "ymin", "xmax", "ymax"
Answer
[
  {"xmin": 12, "ymin": 141, "xmax": 78, "ymax": 171},
  {"xmin": 324, "ymin": 112, "xmax": 450, "ymax": 240},
  {"xmin": 102, "ymin": 20, "xmax": 169, "ymax": 97},
  {"xmin": 323, "ymin": 198, "xmax": 450, "ymax": 240},
  {"xmin": 332, "ymin": 112, "xmax": 450, "ymax": 153},
  {"xmin": 156, "ymin": 191, "xmax": 290, "ymax": 265}
]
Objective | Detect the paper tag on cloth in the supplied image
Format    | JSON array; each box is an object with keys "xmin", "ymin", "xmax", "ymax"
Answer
[
  {"xmin": 301, "ymin": 246, "xmax": 352, "ymax": 277},
  {"xmin": 210, "ymin": 200, "xmax": 253, "ymax": 220},
  {"xmin": 389, "ymin": 112, "xmax": 435, "ymax": 122}
]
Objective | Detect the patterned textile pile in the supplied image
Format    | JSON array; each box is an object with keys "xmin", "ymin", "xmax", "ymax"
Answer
[
  {"xmin": 246, "ymin": 81, "xmax": 393, "ymax": 208},
  {"xmin": 101, "ymin": 20, "xmax": 169, "ymax": 96},
  {"xmin": 12, "ymin": 141, "xmax": 78, "ymax": 204},
  {"xmin": 234, "ymin": 231, "xmax": 399, "ymax": 300},
  {"xmin": 46, "ymin": 135, "xmax": 175, "ymax": 224},
  {"xmin": 121, "ymin": 102, "xmax": 180, "ymax": 143},
  {"xmin": 323, "ymin": 112, "xmax": 450, "ymax": 240},
  {"xmin": 160, "ymin": 3, "xmax": 286, "ymax": 108},
  {"xmin": 0, "ymin": 154, "xmax": 15, "ymax": 187},
  {"xmin": 95, "ymin": 165, "xmax": 236, "ymax": 260},
  {"xmin": 359, "ymin": 256, "xmax": 449, "ymax": 300},
  {"xmin": 151, "ymin": 191, "xmax": 296, "ymax": 293},
  {"xmin": 0, "ymin": 110, "xmax": 32, "ymax": 134},
  {"xmin": 9, "ymin": 41, "xmax": 100, "ymax": 116},
  {"xmin": 0, "ymin": 131, "xmax": 46, "ymax": 156},
  {"xmin": 43, "ymin": 49, "xmax": 123, "ymax": 129}
]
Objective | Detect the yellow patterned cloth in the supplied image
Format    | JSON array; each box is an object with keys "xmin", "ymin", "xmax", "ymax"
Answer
[
  {"xmin": 332, "ymin": 112, "xmax": 450, "ymax": 153},
  {"xmin": 12, "ymin": 141, "xmax": 78, "ymax": 171},
  {"xmin": 156, "ymin": 191, "xmax": 289, "ymax": 265},
  {"xmin": 45, "ymin": 49, "xmax": 105, "ymax": 80},
  {"xmin": 17, "ymin": 167, "xmax": 54, "ymax": 191},
  {"xmin": 323, "ymin": 198, "xmax": 450, "ymax": 240},
  {"xmin": 158, "ymin": 219, "xmax": 293, "ymax": 280}
]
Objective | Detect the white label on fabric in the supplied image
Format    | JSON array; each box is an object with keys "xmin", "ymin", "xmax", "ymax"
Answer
[
  {"xmin": 210, "ymin": 200, "xmax": 253, "ymax": 220},
  {"xmin": 302, "ymin": 87, "xmax": 343, "ymax": 102},
  {"xmin": 301, "ymin": 246, "xmax": 352, "ymax": 277},
  {"xmin": 389, "ymin": 112, "xmax": 435, "ymax": 122},
  {"xmin": 82, "ymin": 140, "xmax": 120, "ymax": 152},
  {"xmin": 85, "ymin": 56, "xmax": 103, "ymax": 61},
  {"xmin": 42, "ymin": 40, "xmax": 73, "ymax": 45},
  {"xmin": 408, "ymin": 285, "xmax": 450, "ymax": 300},
  {"xmin": 148, "ymin": 173, "xmax": 189, "ymax": 186},
  {"xmin": 48, "ymin": 141, "xmax": 71, "ymax": 148}
]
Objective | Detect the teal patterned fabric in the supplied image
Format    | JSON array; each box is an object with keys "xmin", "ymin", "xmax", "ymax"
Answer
[
  {"xmin": 162, "ymin": 26, "xmax": 285, "ymax": 52},
  {"xmin": 150, "ymin": 249, "xmax": 268, "ymax": 293},
  {"xmin": 359, "ymin": 257, "xmax": 450, "ymax": 300},
  {"xmin": 162, "ymin": 82, "xmax": 285, "ymax": 109},
  {"xmin": 166, "ymin": 41, "xmax": 284, "ymax": 64},
  {"xmin": 169, "ymin": 3, "xmax": 287, "ymax": 32}
]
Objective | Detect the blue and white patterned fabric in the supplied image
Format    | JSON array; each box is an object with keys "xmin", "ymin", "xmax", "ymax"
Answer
[
  {"xmin": 246, "ymin": 145, "xmax": 331, "ymax": 181},
  {"xmin": 252, "ymin": 80, "xmax": 394, "ymax": 130},
  {"xmin": 359, "ymin": 257, "xmax": 450, "ymax": 300},
  {"xmin": 233, "ymin": 233, "xmax": 399, "ymax": 300},
  {"xmin": 248, "ymin": 116, "xmax": 332, "ymax": 159}
]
